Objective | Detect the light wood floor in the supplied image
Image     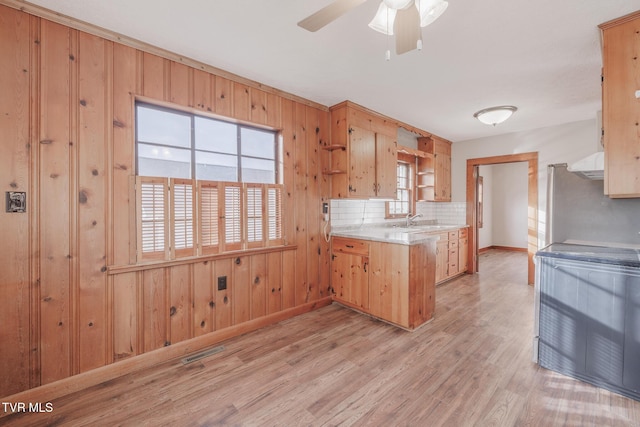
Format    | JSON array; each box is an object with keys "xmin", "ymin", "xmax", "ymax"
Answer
[{"xmin": 5, "ymin": 250, "xmax": 640, "ymax": 426}]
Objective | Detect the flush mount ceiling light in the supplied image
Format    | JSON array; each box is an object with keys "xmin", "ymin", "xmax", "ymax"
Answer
[{"xmin": 473, "ymin": 106, "xmax": 518, "ymax": 126}]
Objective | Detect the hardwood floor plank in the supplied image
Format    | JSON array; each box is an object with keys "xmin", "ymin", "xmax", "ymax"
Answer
[{"xmin": 4, "ymin": 249, "xmax": 640, "ymax": 426}]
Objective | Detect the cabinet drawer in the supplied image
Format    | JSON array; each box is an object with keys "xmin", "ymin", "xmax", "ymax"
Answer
[
  {"xmin": 459, "ymin": 228, "xmax": 468, "ymax": 238},
  {"xmin": 332, "ymin": 237, "xmax": 369, "ymax": 256},
  {"xmin": 448, "ymin": 231, "xmax": 459, "ymax": 240},
  {"xmin": 448, "ymin": 239, "xmax": 458, "ymax": 249},
  {"xmin": 437, "ymin": 232, "xmax": 449, "ymax": 243}
]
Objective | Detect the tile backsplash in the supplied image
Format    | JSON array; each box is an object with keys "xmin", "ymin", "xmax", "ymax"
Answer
[{"xmin": 329, "ymin": 200, "xmax": 467, "ymax": 228}]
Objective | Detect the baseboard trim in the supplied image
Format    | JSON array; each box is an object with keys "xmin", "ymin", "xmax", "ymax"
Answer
[
  {"xmin": 480, "ymin": 245, "xmax": 527, "ymax": 253},
  {"xmin": 1, "ymin": 297, "xmax": 332, "ymax": 411}
]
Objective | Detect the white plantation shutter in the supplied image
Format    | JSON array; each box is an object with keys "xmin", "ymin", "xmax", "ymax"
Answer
[
  {"xmin": 198, "ymin": 181, "xmax": 219, "ymax": 254},
  {"xmin": 137, "ymin": 177, "xmax": 169, "ymax": 260},
  {"xmin": 267, "ymin": 185, "xmax": 283, "ymax": 244},
  {"xmin": 246, "ymin": 185, "xmax": 263, "ymax": 246},
  {"xmin": 171, "ymin": 179, "xmax": 195, "ymax": 256},
  {"xmin": 223, "ymin": 183, "xmax": 242, "ymax": 250}
]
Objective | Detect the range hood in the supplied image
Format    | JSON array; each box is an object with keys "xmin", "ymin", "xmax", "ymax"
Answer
[{"xmin": 567, "ymin": 152, "xmax": 604, "ymax": 180}]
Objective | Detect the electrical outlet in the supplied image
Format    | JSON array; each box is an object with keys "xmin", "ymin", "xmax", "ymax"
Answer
[{"xmin": 217, "ymin": 276, "xmax": 227, "ymax": 291}]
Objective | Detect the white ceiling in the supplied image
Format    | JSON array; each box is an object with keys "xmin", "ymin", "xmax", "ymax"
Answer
[{"xmin": 25, "ymin": 0, "xmax": 640, "ymax": 142}]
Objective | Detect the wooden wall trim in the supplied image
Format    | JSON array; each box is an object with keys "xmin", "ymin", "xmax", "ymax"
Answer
[
  {"xmin": 0, "ymin": 0, "xmax": 329, "ymax": 112},
  {"xmin": 598, "ymin": 9, "xmax": 640, "ymax": 30},
  {"xmin": 465, "ymin": 152, "xmax": 538, "ymax": 285},
  {"xmin": 330, "ymin": 100, "xmax": 437, "ymax": 140},
  {"xmin": 0, "ymin": 297, "xmax": 333, "ymax": 412},
  {"xmin": 108, "ymin": 245, "xmax": 298, "ymax": 275}
]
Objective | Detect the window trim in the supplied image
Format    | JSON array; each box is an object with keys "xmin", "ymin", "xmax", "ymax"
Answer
[
  {"xmin": 135, "ymin": 100, "xmax": 280, "ymax": 184},
  {"xmin": 386, "ymin": 153, "xmax": 416, "ymax": 219}
]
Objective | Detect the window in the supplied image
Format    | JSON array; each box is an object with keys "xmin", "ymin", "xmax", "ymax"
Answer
[
  {"xmin": 136, "ymin": 102, "xmax": 277, "ymax": 183},
  {"xmin": 135, "ymin": 102, "xmax": 283, "ymax": 261},
  {"xmin": 387, "ymin": 158, "xmax": 415, "ymax": 218}
]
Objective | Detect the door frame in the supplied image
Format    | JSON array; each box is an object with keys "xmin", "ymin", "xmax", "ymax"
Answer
[{"xmin": 465, "ymin": 152, "xmax": 538, "ymax": 285}]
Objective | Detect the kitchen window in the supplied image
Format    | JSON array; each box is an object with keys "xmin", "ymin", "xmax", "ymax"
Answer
[
  {"xmin": 135, "ymin": 102, "xmax": 283, "ymax": 261},
  {"xmin": 386, "ymin": 156, "xmax": 415, "ymax": 218}
]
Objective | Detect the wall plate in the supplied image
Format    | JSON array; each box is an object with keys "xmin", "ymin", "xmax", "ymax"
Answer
[{"xmin": 6, "ymin": 192, "xmax": 26, "ymax": 213}]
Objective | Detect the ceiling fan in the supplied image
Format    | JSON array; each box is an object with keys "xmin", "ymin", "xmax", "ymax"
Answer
[{"xmin": 297, "ymin": 0, "xmax": 449, "ymax": 55}]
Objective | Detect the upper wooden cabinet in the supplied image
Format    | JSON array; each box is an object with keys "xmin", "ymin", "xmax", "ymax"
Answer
[
  {"xmin": 326, "ymin": 102, "xmax": 398, "ymax": 198},
  {"xmin": 600, "ymin": 11, "xmax": 640, "ymax": 198},
  {"xmin": 418, "ymin": 135, "xmax": 452, "ymax": 202}
]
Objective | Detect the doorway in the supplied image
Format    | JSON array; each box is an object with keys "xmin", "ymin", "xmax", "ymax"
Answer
[{"xmin": 465, "ymin": 152, "xmax": 538, "ymax": 285}]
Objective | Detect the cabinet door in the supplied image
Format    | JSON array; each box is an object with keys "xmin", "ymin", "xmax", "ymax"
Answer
[
  {"xmin": 458, "ymin": 237, "xmax": 468, "ymax": 273},
  {"xmin": 435, "ymin": 238, "xmax": 449, "ymax": 283},
  {"xmin": 434, "ymin": 152, "xmax": 451, "ymax": 201},
  {"xmin": 331, "ymin": 252, "xmax": 369, "ymax": 310},
  {"xmin": 348, "ymin": 126, "xmax": 376, "ymax": 197},
  {"xmin": 368, "ymin": 241, "xmax": 409, "ymax": 328},
  {"xmin": 602, "ymin": 16, "xmax": 640, "ymax": 197},
  {"xmin": 375, "ymin": 133, "xmax": 398, "ymax": 198}
]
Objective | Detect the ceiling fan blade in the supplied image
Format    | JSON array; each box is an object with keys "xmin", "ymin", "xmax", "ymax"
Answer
[
  {"xmin": 298, "ymin": 0, "xmax": 369, "ymax": 32},
  {"xmin": 394, "ymin": 2, "xmax": 421, "ymax": 54}
]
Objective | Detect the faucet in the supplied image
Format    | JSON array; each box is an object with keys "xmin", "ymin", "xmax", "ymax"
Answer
[{"xmin": 406, "ymin": 213, "xmax": 423, "ymax": 227}]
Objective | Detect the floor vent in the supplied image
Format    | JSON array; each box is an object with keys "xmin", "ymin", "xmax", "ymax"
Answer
[{"xmin": 181, "ymin": 345, "xmax": 225, "ymax": 365}]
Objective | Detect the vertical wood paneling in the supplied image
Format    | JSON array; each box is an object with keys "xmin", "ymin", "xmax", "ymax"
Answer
[
  {"xmin": 142, "ymin": 52, "xmax": 165, "ymax": 100},
  {"xmin": 112, "ymin": 272, "xmax": 138, "ymax": 361},
  {"xmin": 169, "ymin": 61, "xmax": 191, "ymax": 107},
  {"xmin": 282, "ymin": 250, "xmax": 296, "ymax": 309},
  {"xmin": 143, "ymin": 268, "xmax": 167, "ymax": 351},
  {"xmin": 233, "ymin": 82, "xmax": 250, "ymax": 121},
  {"xmin": 0, "ymin": 5, "xmax": 31, "ymax": 397},
  {"xmin": 267, "ymin": 252, "xmax": 282, "ymax": 314},
  {"xmin": 214, "ymin": 258, "xmax": 233, "ymax": 329},
  {"xmin": 0, "ymin": 5, "xmax": 333, "ymax": 396},
  {"xmin": 250, "ymin": 254, "xmax": 266, "ymax": 319},
  {"xmin": 305, "ymin": 106, "xmax": 320, "ymax": 302},
  {"xmin": 193, "ymin": 69, "xmax": 212, "ymax": 112},
  {"xmin": 213, "ymin": 76, "xmax": 232, "ymax": 117},
  {"xmin": 38, "ymin": 19, "xmax": 72, "ymax": 385},
  {"xmin": 233, "ymin": 256, "xmax": 250, "ymax": 324},
  {"xmin": 250, "ymin": 87, "xmax": 268, "ymax": 125},
  {"xmin": 294, "ymin": 102, "xmax": 308, "ymax": 306},
  {"xmin": 266, "ymin": 92, "xmax": 280, "ymax": 128},
  {"xmin": 169, "ymin": 264, "xmax": 191, "ymax": 344},
  {"xmin": 111, "ymin": 43, "xmax": 137, "ymax": 265},
  {"xmin": 193, "ymin": 260, "xmax": 214, "ymax": 336},
  {"xmin": 318, "ymin": 110, "xmax": 331, "ymax": 298},
  {"xmin": 280, "ymin": 99, "xmax": 295, "ymax": 245},
  {"xmin": 77, "ymin": 32, "xmax": 109, "ymax": 373}
]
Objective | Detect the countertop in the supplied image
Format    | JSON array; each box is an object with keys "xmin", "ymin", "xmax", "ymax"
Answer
[
  {"xmin": 331, "ymin": 224, "xmax": 467, "ymax": 246},
  {"xmin": 535, "ymin": 243, "xmax": 640, "ymax": 268}
]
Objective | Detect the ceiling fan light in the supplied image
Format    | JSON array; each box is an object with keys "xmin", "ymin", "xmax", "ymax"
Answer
[
  {"xmin": 368, "ymin": 2, "xmax": 396, "ymax": 35},
  {"xmin": 473, "ymin": 106, "xmax": 518, "ymax": 126},
  {"xmin": 419, "ymin": 0, "xmax": 448, "ymax": 27},
  {"xmin": 383, "ymin": 0, "xmax": 414, "ymax": 10}
]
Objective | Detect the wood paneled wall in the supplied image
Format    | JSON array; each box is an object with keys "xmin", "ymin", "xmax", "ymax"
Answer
[{"xmin": 0, "ymin": 5, "xmax": 331, "ymax": 397}]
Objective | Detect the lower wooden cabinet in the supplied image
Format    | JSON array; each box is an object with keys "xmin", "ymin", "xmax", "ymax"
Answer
[
  {"xmin": 331, "ymin": 237, "xmax": 435, "ymax": 329},
  {"xmin": 435, "ymin": 227, "xmax": 469, "ymax": 285}
]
